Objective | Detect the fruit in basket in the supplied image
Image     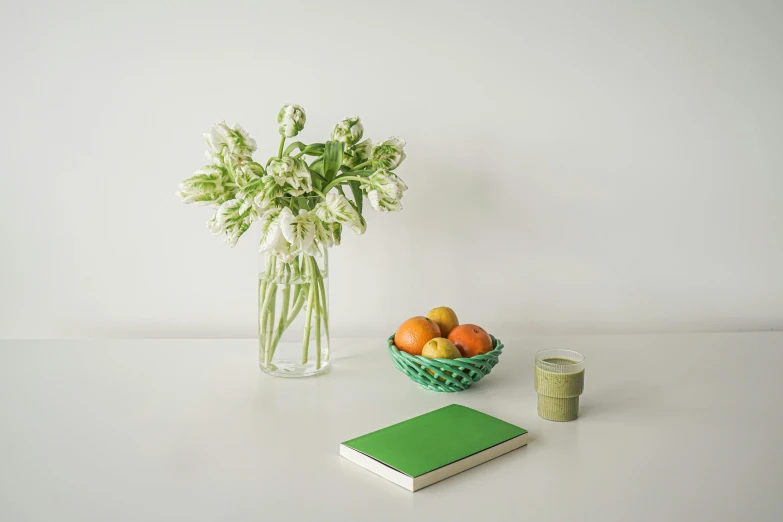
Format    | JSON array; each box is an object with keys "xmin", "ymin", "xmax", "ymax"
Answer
[
  {"xmin": 426, "ymin": 306, "xmax": 460, "ymax": 337},
  {"xmin": 394, "ymin": 316, "xmax": 441, "ymax": 356},
  {"xmin": 421, "ymin": 337, "xmax": 461, "ymax": 359},
  {"xmin": 448, "ymin": 324, "xmax": 493, "ymax": 358},
  {"xmin": 422, "ymin": 338, "xmax": 461, "ymax": 380}
]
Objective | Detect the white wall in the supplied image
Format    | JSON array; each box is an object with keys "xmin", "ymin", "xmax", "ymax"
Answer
[{"xmin": 1, "ymin": 0, "xmax": 782, "ymax": 339}]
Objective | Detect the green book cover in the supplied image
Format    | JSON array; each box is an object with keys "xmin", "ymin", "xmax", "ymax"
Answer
[{"xmin": 341, "ymin": 404, "xmax": 527, "ymax": 482}]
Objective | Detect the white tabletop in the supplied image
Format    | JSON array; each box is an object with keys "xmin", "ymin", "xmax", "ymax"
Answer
[{"xmin": 1, "ymin": 333, "xmax": 782, "ymax": 521}]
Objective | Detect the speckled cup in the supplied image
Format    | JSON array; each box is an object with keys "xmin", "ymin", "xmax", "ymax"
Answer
[{"xmin": 534, "ymin": 349, "xmax": 585, "ymax": 421}]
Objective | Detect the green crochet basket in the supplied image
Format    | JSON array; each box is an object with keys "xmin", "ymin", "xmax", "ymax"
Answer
[{"xmin": 387, "ymin": 334, "xmax": 504, "ymax": 392}]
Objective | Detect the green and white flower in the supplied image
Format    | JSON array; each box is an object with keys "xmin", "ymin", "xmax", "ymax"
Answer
[
  {"xmin": 205, "ymin": 121, "xmax": 257, "ymax": 164},
  {"xmin": 371, "ymin": 137, "xmax": 406, "ymax": 170},
  {"xmin": 326, "ymin": 222, "xmax": 342, "ymax": 246},
  {"xmin": 344, "ymin": 139, "xmax": 372, "ymax": 168},
  {"xmin": 280, "ymin": 207, "xmax": 316, "ymax": 255},
  {"xmin": 307, "ymin": 216, "xmax": 332, "ymax": 256},
  {"xmin": 239, "ymin": 177, "xmax": 284, "ymax": 212},
  {"xmin": 233, "ymin": 160, "xmax": 264, "ymax": 186},
  {"xmin": 331, "ymin": 117, "xmax": 364, "ymax": 147},
  {"xmin": 258, "ymin": 207, "xmax": 283, "ymax": 252},
  {"xmin": 268, "ymin": 156, "xmax": 312, "ymax": 195},
  {"xmin": 182, "ymin": 107, "xmax": 408, "ymax": 255},
  {"xmin": 257, "ymin": 208, "xmax": 299, "ymax": 263},
  {"xmin": 364, "ymin": 169, "xmax": 408, "ymax": 212},
  {"xmin": 209, "ymin": 198, "xmax": 255, "ymax": 247},
  {"xmin": 315, "ymin": 192, "xmax": 366, "ymax": 234},
  {"xmin": 277, "ymin": 104, "xmax": 306, "ymax": 138},
  {"xmin": 176, "ymin": 165, "xmax": 232, "ymax": 206}
]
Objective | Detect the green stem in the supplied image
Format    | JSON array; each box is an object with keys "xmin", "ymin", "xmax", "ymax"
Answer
[
  {"xmin": 268, "ymin": 280, "xmax": 290, "ymax": 361},
  {"xmin": 264, "ymin": 285, "xmax": 277, "ymax": 367},
  {"xmin": 288, "ymin": 261, "xmax": 302, "ymax": 313},
  {"xmin": 323, "ymin": 175, "xmax": 366, "ymax": 195},
  {"xmin": 287, "ymin": 291, "xmax": 300, "ymax": 322},
  {"xmin": 314, "ymin": 270, "xmax": 322, "ymax": 370},
  {"xmin": 316, "ymin": 271, "xmax": 330, "ymax": 362},
  {"xmin": 285, "ymin": 290, "xmax": 306, "ymax": 330},
  {"xmin": 257, "ymin": 276, "xmax": 267, "ymax": 366},
  {"xmin": 278, "ymin": 136, "xmax": 286, "ymax": 159},
  {"xmin": 351, "ymin": 159, "xmax": 372, "ymax": 170},
  {"xmin": 259, "ymin": 257, "xmax": 277, "ymax": 366},
  {"xmin": 301, "ymin": 258, "xmax": 316, "ymax": 365},
  {"xmin": 260, "ymin": 296, "xmax": 272, "ymax": 366}
]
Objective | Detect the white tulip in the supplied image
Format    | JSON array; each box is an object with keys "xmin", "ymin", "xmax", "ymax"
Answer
[
  {"xmin": 245, "ymin": 177, "xmax": 284, "ymax": 212},
  {"xmin": 258, "ymin": 211, "xmax": 297, "ymax": 263},
  {"xmin": 305, "ymin": 218, "xmax": 330, "ymax": 257},
  {"xmin": 273, "ymin": 240, "xmax": 300, "ymax": 263},
  {"xmin": 267, "ymin": 157, "xmax": 313, "ymax": 195},
  {"xmin": 176, "ymin": 165, "xmax": 231, "ymax": 206},
  {"xmin": 371, "ymin": 137, "xmax": 406, "ymax": 170},
  {"xmin": 209, "ymin": 198, "xmax": 255, "ymax": 247},
  {"xmin": 344, "ymin": 139, "xmax": 372, "ymax": 168},
  {"xmin": 364, "ymin": 169, "xmax": 408, "ymax": 212},
  {"xmin": 326, "ymin": 222, "xmax": 342, "ymax": 246},
  {"xmin": 258, "ymin": 208, "xmax": 284, "ymax": 253},
  {"xmin": 277, "ymin": 104, "xmax": 306, "ymax": 138},
  {"xmin": 233, "ymin": 160, "xmax": 264, "ymax": 187},
  {"xmin": 331, "ymin": 117, "xmax": 364, "ymax": 147},
  {"xmin": 315, "ymin": 192, "xmax": 366, "ymax": 234},
  {"xmin": 205, "ymin": 121, "xmax": 256, "ymax": 164},
  {"xmin": 279, "ymin": 208, "xmax": 316, "ymax": 255}
]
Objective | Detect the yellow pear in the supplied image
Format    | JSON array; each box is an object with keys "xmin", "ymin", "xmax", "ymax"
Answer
[
  {"xmin": 427, "ymin": 307, "xmax": 459, "ymax": 337},
  {"xmin": 422, "ymin": 337, "xmax": 461, "ymax": 359},
  {"xmin": 422, "ymin": 338, "xmax": 461, "ymax": 381}
]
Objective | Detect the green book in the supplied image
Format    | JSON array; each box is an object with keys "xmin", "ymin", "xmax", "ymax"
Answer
[{"xmin": 340, "ymin": 404, "xmax": 528, "ymax": 491}]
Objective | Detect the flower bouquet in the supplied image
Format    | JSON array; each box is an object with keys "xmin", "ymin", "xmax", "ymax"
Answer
[{"xmin": 177, "ymin": 105, "xmax": 408, "ymax": 377}]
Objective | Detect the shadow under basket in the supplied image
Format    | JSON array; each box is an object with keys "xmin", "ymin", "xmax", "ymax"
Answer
[{"xmin": 386, "ymin": 334, "xmax": 504, "ymax": 392}]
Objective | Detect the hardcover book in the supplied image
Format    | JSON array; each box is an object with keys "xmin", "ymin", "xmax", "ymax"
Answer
[{"xmin": 340, "ymin": 404, "xmax": 528, "ymax": 491}]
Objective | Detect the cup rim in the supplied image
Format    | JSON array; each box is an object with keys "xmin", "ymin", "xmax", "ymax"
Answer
[{"xmin": 535, "ymin": 349, "xmax": 585, "ymax": 372}]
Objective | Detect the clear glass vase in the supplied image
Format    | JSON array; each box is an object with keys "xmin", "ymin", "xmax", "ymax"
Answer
[{"xmin": 258, "ymin": 250, "xmax": 330, "ymax": 377}]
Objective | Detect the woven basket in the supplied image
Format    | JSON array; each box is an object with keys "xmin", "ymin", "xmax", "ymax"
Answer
[{"xmin": 387, "ymin": 334, "xmax": 504, "ymax": 392}]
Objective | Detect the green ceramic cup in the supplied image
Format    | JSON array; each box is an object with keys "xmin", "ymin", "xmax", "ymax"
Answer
[{"xmin": 534, "ymin": 349, "xmax": 585, "ymax": 421}]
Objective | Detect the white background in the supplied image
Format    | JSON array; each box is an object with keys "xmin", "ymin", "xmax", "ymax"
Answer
[{"xmin": 2, "ymin": 0, "xmax": 782, "ymax": 339}]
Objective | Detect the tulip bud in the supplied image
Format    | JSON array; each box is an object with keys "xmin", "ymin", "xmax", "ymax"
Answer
[
  {"xmin": 331, "ymin": 117, "xmax": 364, "ymax": 147},
  {"xmin": 371, "ymin": 137, "xmax": 406, "ymax": 170},
  {"xmin": 277, "ymin": 104, "xmax": 306, "ymax": 137}
]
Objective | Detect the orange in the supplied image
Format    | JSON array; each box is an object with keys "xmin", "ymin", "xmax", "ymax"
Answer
[
  {"xmin": 394, "ymin": 316, "xmax": 441, "ymax": 356},
  {"xmin": 448, "ymin": 324, "xmax": 492, "ymax": 358},
  {"xmin": 426, "ymin": 306, "xmax": 459, "ymax": 337}
]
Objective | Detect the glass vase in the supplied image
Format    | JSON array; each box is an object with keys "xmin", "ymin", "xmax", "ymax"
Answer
[{"xmin": 258, "ymin": 250, "xmax": 330, "ymax": 377}]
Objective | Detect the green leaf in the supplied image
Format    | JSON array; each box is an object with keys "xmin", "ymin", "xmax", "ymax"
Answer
[
  {"xmin": 284, "ymin": 141, "xmax": 306, "ymax": 155},
  {"xmin": 345, "ymin": 169, "xmax": 374, "ymax": 177},
  {"xmin": 322, "ymin": 141, "xmax": 344, "ymax": 183},
  {"xmin": 297, "ymin": 197, "xmax": 315, "ymax": 210},
  {"xmin": 309, "ymin": 156, "xmax": 324, "ymax": 174},
  {"xmin": 301, "ymin": 143, "xmax": 325, "ymax": 156},
  {"xmin": 348, "ymin": 180, "xmax": 363, "ymax": 215},
  {"xmin": 308, "ymin": 167, "xmax": 328, "ymax": 187}
]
